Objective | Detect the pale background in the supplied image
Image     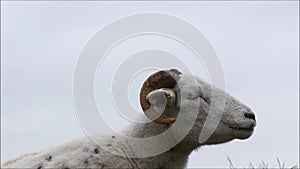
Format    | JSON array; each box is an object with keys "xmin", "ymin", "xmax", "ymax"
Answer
[{"xmin": 1, "ymin": 1, "xmax": 299, "ymax": 168}]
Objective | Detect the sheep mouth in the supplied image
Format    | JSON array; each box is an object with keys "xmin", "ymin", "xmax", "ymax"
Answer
[{"xmin": 229, "ymin": 126, "xmax": 254, "ymax": 132}]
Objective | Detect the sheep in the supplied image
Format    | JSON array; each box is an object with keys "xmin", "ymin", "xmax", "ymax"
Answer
[{"xmin": 2, "ymin": 69, "xmax": 256, "ymax": 168}]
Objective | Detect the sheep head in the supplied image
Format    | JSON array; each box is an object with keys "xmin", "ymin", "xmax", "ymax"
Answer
[{"xmin": 139, "ymin": 69, "xmax": 256, "ymax": 146}]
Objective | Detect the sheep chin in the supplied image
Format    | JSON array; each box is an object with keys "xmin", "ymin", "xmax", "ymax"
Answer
[{"xmin": 229, "ymin": 126, "xmax": 255, "ymax": 139}]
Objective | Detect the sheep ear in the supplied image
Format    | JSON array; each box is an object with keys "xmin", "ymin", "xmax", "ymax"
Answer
[
  {"xmin": 147, "ymin": 89, "xmax": 176, "ymax": 112},
  {"xmin": 144, "ymin": 88, "xmax": 176, "ymax": 124},
  {"xmin": 147, "ymin": 89, "xmax": 168, "ymax": 113}
]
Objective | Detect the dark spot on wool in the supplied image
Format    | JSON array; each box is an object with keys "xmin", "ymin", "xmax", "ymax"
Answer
[
  {"xmin": 107, "ymin": 144, "xmax": 112, "ymax": 147},
  {"xmin": 94, "ymin": 148, "xmax": 99, "ymax": 154},
  {"xmin": 45, "ymin": 155, "xmax": 52, "ymax": 161},
  {"xmin": 111, "ymin": 136, "xmax": 116, "ymax": 139},
  {"xmin": 83, "ymin": 147, "xmax": 89, "ymax": 152},
  {"xmin": 98, "ymin": 163, "xmax": 107, "ymax": 169},
  {"xmin": 37, "ymin": 166, "xmax": 42, "ymax": 169}
]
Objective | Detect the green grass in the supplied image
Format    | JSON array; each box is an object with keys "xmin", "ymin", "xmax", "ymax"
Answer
[{"xmin": 227, "ymin": 157, "xmax": 299, "ymax": 169}]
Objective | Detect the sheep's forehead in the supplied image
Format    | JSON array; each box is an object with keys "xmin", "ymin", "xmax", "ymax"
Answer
[
  {"xmin": 177, "ymin": 74, "xmax": 211, "ymax": 95},
  {"xmin": 178, "ymin": 75, "xmax": 207, "ymax": 88}
]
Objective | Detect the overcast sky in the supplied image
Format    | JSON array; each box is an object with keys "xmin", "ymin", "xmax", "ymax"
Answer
[{"xmin": 1, "ymin": 1, "xmax": 299, "ymax": 168}]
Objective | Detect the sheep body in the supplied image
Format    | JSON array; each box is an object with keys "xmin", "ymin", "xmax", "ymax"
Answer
[
  {"xmin": 2, "ymin": 73, "xmax": 256, "ymax": 168},
  {"xmin": 2, "ymin": 135, "xmax": 189, "ymax": 168}
]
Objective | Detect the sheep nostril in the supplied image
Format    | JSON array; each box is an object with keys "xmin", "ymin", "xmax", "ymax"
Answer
[{"xmin": 244, "ymin": 112, "xmax": 256, "ymax": 121}]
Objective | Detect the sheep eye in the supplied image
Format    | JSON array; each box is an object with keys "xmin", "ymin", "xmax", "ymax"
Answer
[
  {"xmin": 187, "ymin": 92, "xmax": 199, "ymax": 100},
  {"xmin": 181, "ymin": 85, "xmax": 199, "ymax": 100}
]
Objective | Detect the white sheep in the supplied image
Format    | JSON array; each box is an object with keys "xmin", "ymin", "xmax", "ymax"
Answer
[{"xmin": 2, "ymin": 69, "xmax": 256, "ymax": 168}]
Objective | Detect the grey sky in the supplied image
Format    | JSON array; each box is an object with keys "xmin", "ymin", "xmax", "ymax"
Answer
[{"xmin": 1, "ymin": 1, "xmax": 299, "ymax": 168}]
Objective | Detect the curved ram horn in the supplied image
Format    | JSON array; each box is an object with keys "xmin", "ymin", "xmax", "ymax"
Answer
[{"xmin": 139, "ymin": 69, "xmax": 181, "ymax": 124}]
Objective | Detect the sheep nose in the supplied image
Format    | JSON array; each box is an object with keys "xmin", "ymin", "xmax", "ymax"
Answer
[{"xmin": 244, "ymin": 112, "xmax": 256, "ymax": 121}]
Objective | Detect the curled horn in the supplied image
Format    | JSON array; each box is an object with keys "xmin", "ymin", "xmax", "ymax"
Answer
[{"xmin": 139, "ymin": 69, "xmax": 181, "ymax": 124}]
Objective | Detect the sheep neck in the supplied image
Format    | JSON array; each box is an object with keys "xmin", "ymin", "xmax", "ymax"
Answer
[{"xmin": 126, "ymin": 121, "xmax": 196, "ymax": 168}]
